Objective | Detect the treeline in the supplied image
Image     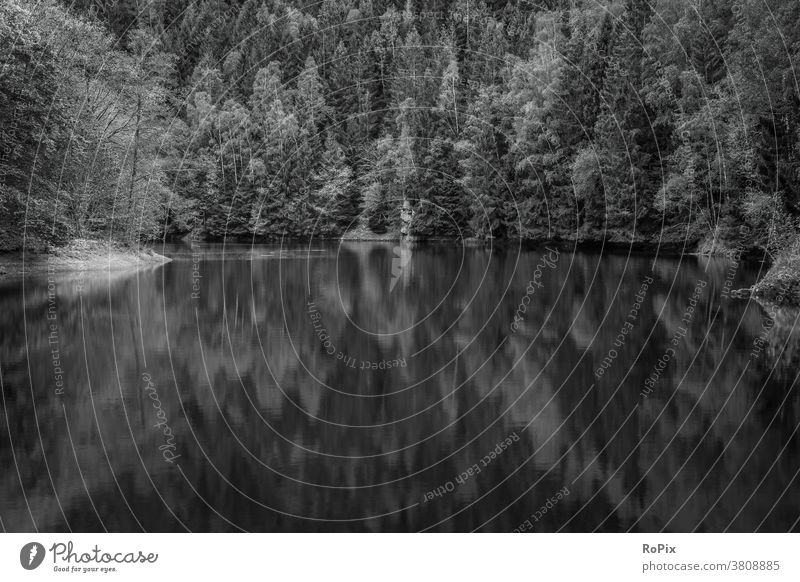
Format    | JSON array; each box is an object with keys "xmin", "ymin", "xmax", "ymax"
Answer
[{"xmin": 2, "ymin": 0, "xmax": 800, "ymax": 251}]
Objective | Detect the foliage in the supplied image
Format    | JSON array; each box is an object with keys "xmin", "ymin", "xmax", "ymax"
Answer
[{"xmin": 2, "ymin": 0, "xmax": 800, "ymax": 250}]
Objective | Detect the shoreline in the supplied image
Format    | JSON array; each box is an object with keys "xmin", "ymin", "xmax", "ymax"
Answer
[
  {"xmin": 5, "ymin": 235, "xmax": 797, "ymax": 309},
  {"xmin": 0, "ymin": 239, "xmax": 171, "ymax": 279},
  {"xmin": 177, "ymin": 231, "xmax": 767, "ymax": 260},
  {"xmin": 751, "ymin": 244, "xmax": 800, "ymax": 309}
]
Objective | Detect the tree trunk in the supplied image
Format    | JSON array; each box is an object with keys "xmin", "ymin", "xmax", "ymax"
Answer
[{"xmin": 128, "ymin": 93, "xmax": 141, "ymax": 213}]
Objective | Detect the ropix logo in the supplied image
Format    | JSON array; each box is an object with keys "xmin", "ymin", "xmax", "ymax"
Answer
[{"xmin": 20, "ymin": 542, "xmax": 46, "ymax": 570}]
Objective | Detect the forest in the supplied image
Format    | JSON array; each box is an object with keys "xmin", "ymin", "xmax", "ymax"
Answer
[{"xmin": 1, "ymin": 0, "xmax": 799, "ymax": 255}]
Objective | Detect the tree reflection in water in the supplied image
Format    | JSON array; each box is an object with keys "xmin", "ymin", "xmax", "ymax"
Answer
[{"xmin": 0, "ymin": 242, "xmax": 797, "ymax": 532}]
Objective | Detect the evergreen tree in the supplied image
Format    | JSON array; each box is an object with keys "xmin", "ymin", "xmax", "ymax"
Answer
[{"xmin": 3, "ymin": 0, "xmax": 800, "ymax": 250}]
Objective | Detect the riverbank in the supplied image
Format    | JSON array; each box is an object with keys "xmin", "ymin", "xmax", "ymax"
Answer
[
  {"xmin": 338, "ymin": 224, "xmax": 403, "ymax": 242},
  {"xmin": 0, "ymin": 239, "xmax": 171, "ymax": 279},
  {"xmin": 335, "ymin": 227, "xmax": 725, "ymax": 255},
  {"xmin": 751, "ymin": 243, "xmax": 800, "ymax": 308},
  {"xmin": 179, "ymin": 224, "xmax": 706, "ymax": 250}
]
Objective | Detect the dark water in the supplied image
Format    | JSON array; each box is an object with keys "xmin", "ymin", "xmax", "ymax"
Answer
[{"xmin": 1, "ymin": 241, "xmax": 798, "ymax": 532}]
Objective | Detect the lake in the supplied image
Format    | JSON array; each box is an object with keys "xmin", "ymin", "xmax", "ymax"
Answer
[{"xmin": 1, "ymin": 241, "xmax": 798, "ymax": 532}]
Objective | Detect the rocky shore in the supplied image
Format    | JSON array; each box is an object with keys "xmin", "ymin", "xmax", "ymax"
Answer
[{"xmin": 751, "ymin": 244, "xmax": 800, "ymax": 308}]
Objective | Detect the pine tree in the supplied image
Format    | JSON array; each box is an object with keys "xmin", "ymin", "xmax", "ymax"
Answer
[
  {"xmin": 590, "ymin": 0, "xmax": 657, "ymax": 228},
  {"xmin": 310, "ymin": 133, "xmax": 356, "ymax": 236}
]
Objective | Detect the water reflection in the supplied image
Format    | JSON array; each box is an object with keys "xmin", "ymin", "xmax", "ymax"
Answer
[{"xmin": 0, "ymin": 242, "xmax": 798, "ymax": 532}]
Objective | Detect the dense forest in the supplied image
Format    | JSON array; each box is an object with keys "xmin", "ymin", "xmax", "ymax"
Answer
[{"xmin": 2, "ymin": 0, "xmax": 799, "ymax": 254}]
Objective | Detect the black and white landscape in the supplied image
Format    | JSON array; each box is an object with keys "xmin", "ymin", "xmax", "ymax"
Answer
[{"xmin": 1, "ymin": 0, "xmax": 800, "ymax": 533}]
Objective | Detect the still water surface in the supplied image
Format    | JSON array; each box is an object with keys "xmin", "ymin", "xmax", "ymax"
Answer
[{"xmin": 1, "ymin": 242, "xmax": 798, "ymax": 531}]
